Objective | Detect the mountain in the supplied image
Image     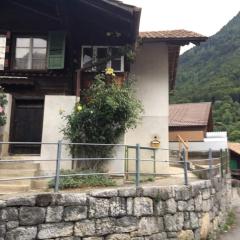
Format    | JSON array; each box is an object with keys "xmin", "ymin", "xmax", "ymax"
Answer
[{"xmin": 171, "ymin": 12, "xmax": 240, "ymax": 141}]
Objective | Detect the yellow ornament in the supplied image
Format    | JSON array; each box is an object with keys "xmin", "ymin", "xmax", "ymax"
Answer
[{"xmin": 77, "ymin": 105, "xmax": 82, "ymax": 112}]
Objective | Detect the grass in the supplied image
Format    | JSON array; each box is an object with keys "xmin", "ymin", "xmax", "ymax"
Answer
[
  {"xmin": 220, "ymin": 210, "xmax": 236, "ymax": 233},
  {"xmin": 48, "ymin": 169, "xmax": 117, "ymax": 190}
]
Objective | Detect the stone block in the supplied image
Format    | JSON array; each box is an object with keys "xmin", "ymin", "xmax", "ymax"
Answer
[
  {"xmin": 164, "ymin": 213, "xmax": 184, "ymax": 232},
  {"xmin": 46, "ymin": 206, "xmax": 63, "ymax": 223},
  {"xmin": 190, "ymin": 212, "xmax": 199, "ymax": 229},
  {"xmin": 6, "ymin": 196, "xmax": 36, "ymax": 207},
  {"xmin": 36, "ymin": 194, "xmax": 55, "ymax": 207},
  {"xmin": 127, "ymin": 198, "xmax": 133, "ymax": 215},
  {"xmin": 0, "ymin": 207, "xmax": 18, "ymax": 221},
  {"xmin": 19, "ymin": 207, "xmax": 45, "ymax": 225},
  {"xmin": 194, "ymin": 194, "xmax": 202, "ymax": 212},
  {"xmin": 56, "ymin": 193, "xmax": 87, "ymax": 206},
  {"xmin": 178, "ymin": 230, "xmax": 194, "ymax": 240},
  {"xmin": 165, "ymin": 198, "xmax": 177, "ymax": 214},
  {"xmin": 90, "ymin": 189, "xmax": 118, "ymax": 198},
  {"xmin": 175, "ymin": 186, "xmax": 191, "ymax": 201},
  {"xmin": 202, "ymin": 189, "xmax": 211, "ymax": 200},
  {"xmin": 0, "ymin": 200, "xmax": 6, "ymax": 208},
  {"xmin": 110, "ymin": 197, "xmax": 126, "ymax": 217},
  {"xmin": 95, "ymin": 218, "xmax": 116, "ymax": 236},
  {"xmin": 38, "ymin": 223, "xmax": 73, "ymax": 239},
  {"xmin": 137, "ymin": 217, "xmax": 164, "ymax": 236},
  {"xmin": 202, "ymin": 200, "xmax": 211, "ymax": 212},
  {"xmin": 5, "ymin": 227, "xmax": 37, "ymax": 240},
  {"xmin": 115, "ymin": 216, "xmax": 138, "ymax": 233},
  {"xmin": 134, "ymin": 197, "xmax": 153, "ymax": 217},
  {"xmin": 155, "ymin": 200, "xmax": 165, "ymax": 216},
  {"xmin": 89, "ymin": 197, "xmax": 110, "ymax": 218},
  {"xmin": 82, "ymin": 238, "xmax": 103, "ymax": 240},
  {"xmin": 75, "ymin": 220, "xmax": 95, "ymax": 237},
  {"xmin": 158, "ymin": 186, "xmax": 175, "ymax": 200},
  {"xmin": 6, "ymin": 221, "xmax": 19, "ymax": 230},
  {"xmin": 118, "ymin": 188, "xmax": 136, "ymax": 197},
  {"xmin": 63, "ymin": 206, "xmax": 87, "ymax": 221},
  {"xmin": 105, "ymin": 234, "xmax": 130, "ymax": 240},
  {"xmin": 142, "ymin": 187, "xmax": 160, "ymax": 198},
  {"xmin": 0, "ymin": 224, "xmax": 6, "ymax": 237},
  {"xmin": 178, "ymin": 201, "xmax": 188, "ymax": 211},
  {"xmin": 145, "ymin": 232, "xmax": 167, "ymax": 240}
]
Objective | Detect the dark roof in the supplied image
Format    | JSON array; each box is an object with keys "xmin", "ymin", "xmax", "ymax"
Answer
[
  {"xmin": 169, "ymin": 102, "xmax": 212, "ymax": 127},
  {"xmin": 139, "ymin": 30, "xmax": 207, "ymax": 45}
]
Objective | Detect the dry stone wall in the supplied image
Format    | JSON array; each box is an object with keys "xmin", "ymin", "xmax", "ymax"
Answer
[{"xmin": 0, "ymin": 176, "xmax": 231, "ymax": 240}]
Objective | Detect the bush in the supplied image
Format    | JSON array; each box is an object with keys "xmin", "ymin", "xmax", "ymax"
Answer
[
  {"xmin": 48, "ymin": 169, "xmax": 117, "ymax": 190},
  {"xmin": 62, "ymin": 69, "xmax": 143, "ymax": 170}
]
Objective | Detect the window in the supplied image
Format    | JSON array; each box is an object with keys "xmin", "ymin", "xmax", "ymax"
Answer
[
  {"xmin": 81, "ymin": 46, "xmax": 124, "ymax": 72},
  {"xmin": 14, "ymin": 37, "xmax": 47, "ymax": 70},
  {"xmin": 0, "ymin": 36, "xmax": 6, "ymax": 70}
]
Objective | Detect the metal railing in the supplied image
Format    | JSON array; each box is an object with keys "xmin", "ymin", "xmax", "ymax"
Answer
[{"xmin": 0, "ymin": 141, "xmax": 230, "ymax": 192}]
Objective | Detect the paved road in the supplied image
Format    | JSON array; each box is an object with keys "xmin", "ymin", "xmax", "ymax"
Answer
[{"xmin": 219, "ymin": 188, "xmax": 240, "ymax": 240}]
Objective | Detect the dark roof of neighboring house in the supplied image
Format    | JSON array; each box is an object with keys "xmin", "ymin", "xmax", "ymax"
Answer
[
  {"xmin": 139, "ymin": 29, "xmax": 207, "ymax": 44},
  {"xmin": 169, "ymin": 102, "xmax": 212, "ymax": 127},
  {"xmin": 228, "ymin": 142, "xmax": 240, "ymax": 155}
]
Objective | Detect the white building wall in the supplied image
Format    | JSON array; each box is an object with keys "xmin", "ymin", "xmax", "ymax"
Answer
[
  {"xmin": 1, "ymin": 94, "xmax": 12, "ymax": 157},
  {"xmin": 40, "ymin": 95, "xmax": 77, "ymax": 174},
  {"xmin": 125, "ymin": 42, "xmax": 169, "ymax": 173}
]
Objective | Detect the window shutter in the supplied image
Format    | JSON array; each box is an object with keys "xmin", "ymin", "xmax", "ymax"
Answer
[{"xmin": 47, "ymin": 31, "xmax": 66, "ymax": 69}]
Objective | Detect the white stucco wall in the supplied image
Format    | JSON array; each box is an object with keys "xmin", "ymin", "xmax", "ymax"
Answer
[
  {"xmin": 125, "ymin": 42, "xmax": 169, "ymax": 173},
  {"xmin": 1, "ymin": 94, "xmax": 12, "ymax": 157},
  {"xmin": 40, "ymin": 95, "xmax": 77, "ymax": 174}
]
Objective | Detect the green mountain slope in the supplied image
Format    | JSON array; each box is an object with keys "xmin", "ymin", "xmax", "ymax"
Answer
[{"xmin": 171, "ymin": 12, "xmax": 240, "ymax": 141}]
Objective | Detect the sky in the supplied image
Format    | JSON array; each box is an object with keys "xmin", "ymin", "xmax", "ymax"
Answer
[{"xmin": 123, "ymin": 0, "xmax": 240, "ymax": 52}]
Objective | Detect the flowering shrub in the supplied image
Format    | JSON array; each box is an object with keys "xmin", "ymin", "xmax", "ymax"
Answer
[
  {"xmin": 0, "ymin": 86, "xmax": 7, "ymax": 127},
  {"xmin": 62, "ymin": 68, "xmax": 143, "ymax": 170}
]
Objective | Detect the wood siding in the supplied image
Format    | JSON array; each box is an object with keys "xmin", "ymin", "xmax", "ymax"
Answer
[{"xmin": 169, "ymin": 126, "xmax": 207, "ymax": 142}]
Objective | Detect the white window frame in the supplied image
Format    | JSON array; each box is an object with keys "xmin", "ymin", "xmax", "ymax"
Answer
[
  {"xmin": 0, "ymin": 35, "xmax": 6, "ymax": 71},
  {"xmin": 14, "ymin": 36, "xmax": 48, "ymax": 70},
  {"xmin": 81, "ymin": 46, "xmax": 124, "ymax": 72}
]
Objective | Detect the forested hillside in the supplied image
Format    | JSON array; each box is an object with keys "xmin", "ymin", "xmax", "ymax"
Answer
[{"xmin": 171, "ymin": 12, "xmax": 240, "ymax": 141}]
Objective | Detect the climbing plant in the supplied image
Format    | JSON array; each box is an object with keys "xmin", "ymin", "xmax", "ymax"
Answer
[{"xmin": 62, "ymin": 68, "xmax": 143, "ymax": 170}]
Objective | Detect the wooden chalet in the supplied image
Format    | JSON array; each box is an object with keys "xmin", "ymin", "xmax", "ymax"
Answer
[{"xmin": 0, "ymin": 0, "xmax": 141, "ymax": 154}]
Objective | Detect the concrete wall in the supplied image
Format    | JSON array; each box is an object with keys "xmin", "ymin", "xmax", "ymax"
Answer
[
  {"xmin": 39, "ymin": 95, "xmax": 77, "ymax": 174},
  {"xmin": 1, "ymin": 94, "xmax": 12, "ymax": 156},
  {"xmin": 170, "ymin": 141, "xmax": 228, "ymax": 152},
  {"xmin": 126, "ymin": 42, "xmax": 169, "ymax": 173},
  {"xmin": 0, "ymin": 176, "xmax": 232, "ymax": 239}
]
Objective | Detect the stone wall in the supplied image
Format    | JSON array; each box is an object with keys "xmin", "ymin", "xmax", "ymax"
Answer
[{"xmin": 0, "ymin": 176, "xmax": 231, "ymax": 240}]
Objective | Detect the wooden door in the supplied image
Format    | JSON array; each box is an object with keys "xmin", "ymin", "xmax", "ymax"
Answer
[{"xmin": 10, "ymin": 98, "xmax": 44, "ymax": 154}]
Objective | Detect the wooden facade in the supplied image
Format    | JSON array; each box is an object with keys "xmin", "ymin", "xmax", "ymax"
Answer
[
  {"xmin": 0, "ymin": 0, "xmax": 140, "ymax": 154},
  {"xmin": 169, "ymin": 102, "xmax": 213, "ymax": 142}
]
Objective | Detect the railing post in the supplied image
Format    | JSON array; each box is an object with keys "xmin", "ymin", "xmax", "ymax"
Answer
[
  {"xmin": 225, "ymin": 149, "xmax": 229, "ymax": 174},
  {"xmin": 182, "ymin": 148, "xmax": 188, "ymax": 185},
  {"xmin": 208, "ymin": 148, "xmax": 213, "ymax": 179},
  {"xmin": 125, "ymin": 146, "xmax": 129, "ymax": 180},
  {"xmin": 220, "ymin": 149, "xmax": 224, "ymax": 178},
  {"xmin": 54, "ymin": 140, "xmax": 62, "ymax": 192},
  {"xmin": 136, "ymin": 144, "xmax": 141, "ymax": 188}
]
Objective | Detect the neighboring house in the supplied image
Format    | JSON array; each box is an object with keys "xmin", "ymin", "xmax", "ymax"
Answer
[
  {"xmin": 228, "ymin": 142, "xmax": 240, "ymax": 171},
  {"xmin": 169, "ymin": 102, "xmax": 213, "ymax": 142},
  {"xmin": 0, "ymin": 0, "xmax": 207, "ymax": 175},
  {"xmin": 169, "ymin": 102, "xmax": 228, "ymax": 152}
]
